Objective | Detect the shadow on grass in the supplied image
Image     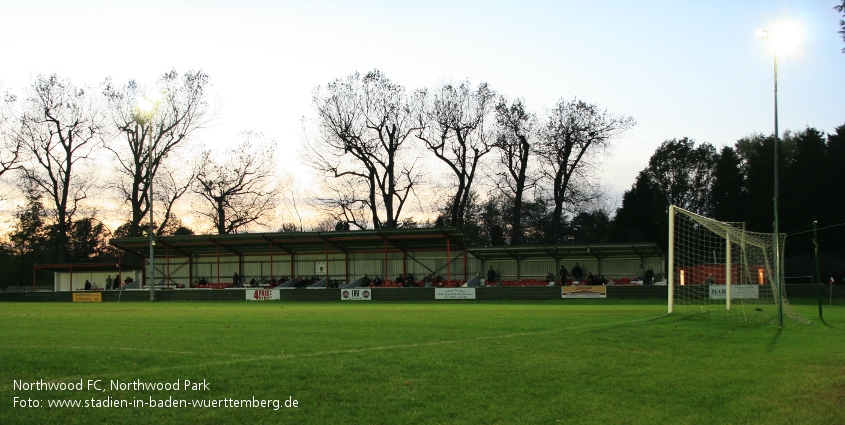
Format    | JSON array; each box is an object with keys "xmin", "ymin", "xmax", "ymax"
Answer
[
  {"xmin": 766, "ymin": 328, "xmax": 782, "ymax": 353},
  {"xmin": 818, "ymin": 316, "xmax": 832, "ymax": 328}
]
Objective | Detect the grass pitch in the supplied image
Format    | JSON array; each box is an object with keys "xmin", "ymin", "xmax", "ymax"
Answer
[{"xmin": 1, "ymin": 300, "xmax": 844, "ymax": 424}]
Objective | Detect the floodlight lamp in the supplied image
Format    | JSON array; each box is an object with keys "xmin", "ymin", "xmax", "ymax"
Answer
[
  {"xmin": 137, "ymin": 97, "xmax": 155, "ymax": 114},
  {"xmin": 138, "ymin": 91, "xmax": 163, "ymax": 114},
  {"xmin": 145, "ymin": 90, "xmax": 163, "ymax": 102},
  {"xmin": 757, "ymin": 22, "xmax": 801, "ymax": 55}
]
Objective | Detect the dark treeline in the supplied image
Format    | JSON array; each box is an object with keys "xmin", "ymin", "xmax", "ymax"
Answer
[{"xmin": 614, "ymin": 127, "xmax": 845, "ymax": 280}]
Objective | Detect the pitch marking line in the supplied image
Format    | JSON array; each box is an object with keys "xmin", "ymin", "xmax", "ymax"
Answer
[{"xmin": 1, "ymin": 315, "xmax": 665, "ymax": 390}]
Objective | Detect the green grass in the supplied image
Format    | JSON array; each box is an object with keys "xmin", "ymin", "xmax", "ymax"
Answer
[{"xmin": 1, "ymin": 300, "xmax": 844, "ymax": 424}]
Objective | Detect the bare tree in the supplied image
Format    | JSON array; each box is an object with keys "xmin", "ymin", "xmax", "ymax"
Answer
[
  {"xmin": 103, "ymin": 69, "xmax": 210, "ymax": 237},
  {"xmin": 0, "ymin": 86, "xmax": 22, "ymax": 180},
  {"xmin": 417, "ymin": 80, "xmax": 495, "ymax": 228},
  {"xmin": 493, "ymin": 97, "xmax": 537, "ymax": 245},
  {"xmin": 18, "ymin": 74, "xmax": 102, "ymax": 262},
  {"xmin": 154, "ymin": 165, "xmax": 198, "ymax": 236},
  {"xmin": 537, "ymin": 98, "xmax": 634, "ymax": 242},
  {"xmin": 312, "ymin": 179, "xmax": 372, "ymax": 230},
  {"xmin": 194, "ymin": 131, "xmax": 281, "ymax": 234},
  {"xmin": 305, "ymin": 70, "xmax": 423, "ymax": 229}
]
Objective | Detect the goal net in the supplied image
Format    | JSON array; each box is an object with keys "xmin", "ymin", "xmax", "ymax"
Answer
[{"xmin": 668, "ymin": 205, "xmax": 808, "ymax": 324}]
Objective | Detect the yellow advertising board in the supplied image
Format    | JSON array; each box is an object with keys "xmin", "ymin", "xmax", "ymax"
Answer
[
  {"xmin": 561, "ymin": 285, "xmax": 607, "ymax": 298},
  {"xmin": 72, "ymin": 292, "xmax": 102, "ymax": 303}
]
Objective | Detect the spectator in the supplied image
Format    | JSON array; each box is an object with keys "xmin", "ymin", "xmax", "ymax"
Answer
[
  {"xmin": 559, "ymin": 265, "xmax": 568, "ymax": 286},
  {"xmin": 372, "ymin": 275, "xmax": 383, "ymax": 287},
  {"xmin": 587, "ymin": 272, "xmax": 599, "ymax": 286},
  {"xmin": 395, "ymin": 274, "xmax": 405, "ymax": 286},
  {"xmin": 572, "ymin": 263, "xmax": 583, "ymax": 284},
  {"xmin": 233, "ymin": 272, "xmax": 241, "ymax": 287},
  {"xmin": 249, "ymin": 277, "xmax": 257, "ymax": 287},
  {"xmin": 361, "ymin": 274, "xmax": 371, "ymax": 287},
  {"xmin": 599, "ymin": 275, "xmax": 608, "ymax": 285},
  {"xmin": 487, "ymin": 266, "xmax": 497, "ymax": 286},
  {"xmin": 106, "ymin": 275, "xmax": 113, "ymax": 291},
  {"xmin": 644, "ymin": 266, "xmax": 655, "ymax": 285},
  {"xmin": 84, "ymin": 280, "xmax": 92, "ymax": 291}
]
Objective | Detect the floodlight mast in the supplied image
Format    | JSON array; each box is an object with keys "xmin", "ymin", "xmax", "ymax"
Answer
[
  {"xmin": 757, "ymin": 27, "xmax": 786, "ymax": 328},
  {"xmin": 138, "ymin": 93, "xmax": 159, "ymax": 302}
]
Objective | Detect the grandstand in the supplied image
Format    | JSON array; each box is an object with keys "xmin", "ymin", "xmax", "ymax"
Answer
[{"xmin": 34, "ymin": 228, "xmax": 665, "ymax": 297}]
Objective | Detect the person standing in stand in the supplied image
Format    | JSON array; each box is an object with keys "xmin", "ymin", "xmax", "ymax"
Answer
[
  {"xmin": 487, "ymin": 266, "xmax": 498, "ymax": 286},
  {"xmin": 644, "ymin": 266, "xmax": 655, "ymax": 285},
  {"xmin": 559, "ymin": 265, "xmax": 568, "ymax": 286},
  {"xmin": 572, "ymin": 263, "xmax": 583, "ymax": 284}
]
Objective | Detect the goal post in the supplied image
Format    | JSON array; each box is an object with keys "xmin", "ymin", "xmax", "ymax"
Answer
[
  {"xmin": 668, "ymin": 205, "xmax": 808, "ymax": 324},
  {"xmin": 668, "ymin": 205, "xmax": 675, "ymax": 313}
]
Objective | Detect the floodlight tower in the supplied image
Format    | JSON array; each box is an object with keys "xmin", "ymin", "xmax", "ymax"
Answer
[
  {"xmin": 138, "ymin": 92, "xmax": 161, "ymax": 301},
  {"xmin": 757, "ymin": 23, "xmax": 798, "ymax": 328}
]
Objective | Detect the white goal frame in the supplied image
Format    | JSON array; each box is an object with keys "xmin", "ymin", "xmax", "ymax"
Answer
[{"xmin": 667, "ymin": 205, "xmax": 807, "ymax": 324}]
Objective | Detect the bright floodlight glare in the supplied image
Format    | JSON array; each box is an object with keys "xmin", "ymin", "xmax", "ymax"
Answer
[
  {"xmin": 137, "ymin": 97, "xmax": 155, "ymax": 113},
  {"xmin": 145, "ymin": 90, "xmax": 163, "ymax": 103},
  {"xmin": 758, "ymin": 22, "xmax": 801, "ymax": 54},
  {"xmin": 138, "ymin": 91, "xmax": 163, "ymax": 113}
]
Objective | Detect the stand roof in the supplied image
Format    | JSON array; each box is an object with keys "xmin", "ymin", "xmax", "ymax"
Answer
[{"xmin": 110, "ymin": 228, "xmax": 663, "ymax": 261}]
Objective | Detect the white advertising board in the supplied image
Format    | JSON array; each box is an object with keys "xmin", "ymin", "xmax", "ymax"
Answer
[
  {"xmin": 434, "ymin": 288, "xmax": 476, "ymax": 300},
  {"xmin": 709, "ymin": 285, "xmax": 759, "ymax": 299},
  {"xmin": 246, "ymin": 289, "xmax": 280, "ymax": 301},
  {"xmin": 341, "ymin": 288, "xmax": 372, "ymax": 301}
]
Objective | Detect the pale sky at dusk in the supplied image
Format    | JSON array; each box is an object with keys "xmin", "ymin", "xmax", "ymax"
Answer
[{"xmin": 1, "ymin": 0, "xmax": 843, "ymax": 229}]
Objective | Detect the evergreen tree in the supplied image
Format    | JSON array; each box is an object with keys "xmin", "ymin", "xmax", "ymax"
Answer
[
  {"xmin": 711, "ymin": 146, "xmax": 746, "ymax": 222},
  {"xmin": 570, "ymin": 210, "xmax": 612, "ymax": 244},
  {"xmin": 7, "ymin": 189, "xmax": 52, "ymax": 286},
  {"xmin": 611, "ymin": 171, "xmax": 665, "ymax": 245}
]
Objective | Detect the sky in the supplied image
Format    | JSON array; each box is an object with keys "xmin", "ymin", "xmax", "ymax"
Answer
[{"xmin": 1, "ymin": 0, "xmax": 844, "ymax": 230}]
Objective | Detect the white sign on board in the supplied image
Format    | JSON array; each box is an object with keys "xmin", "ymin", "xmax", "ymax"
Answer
[
  {"xmin": 246, "ymin": 289, "xmax": 280, "ymax": 301},
  {"xmin": 435, "ymin": 288, "xmax": 476, "ymax": 300},
  {"xmin": 709, "ymin": 285, "xmax": 759, "ymax": 299},
  {"xmin": 341, "ymin": 288, "xmax": 372, "ymax": 301}
]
